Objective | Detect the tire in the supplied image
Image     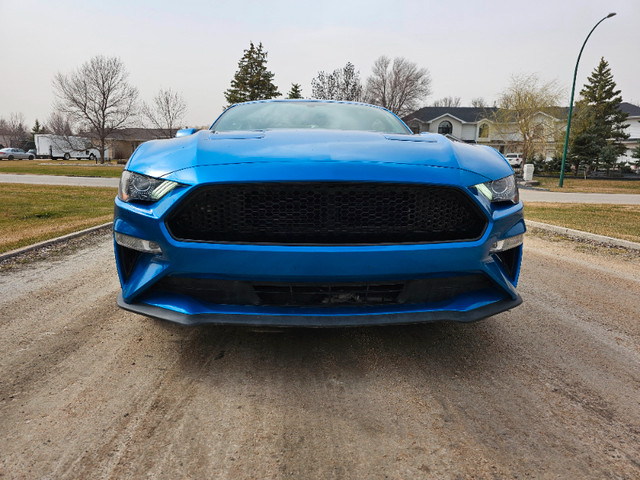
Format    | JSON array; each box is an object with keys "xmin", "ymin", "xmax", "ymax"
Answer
[
  {"xmin": 64, "ymin": 153, "xmax": 70, "ymax": 160},
  {"xmin": 89, "ymin": 153, "xmax": 96, "ymax": 161},
  {"xmin": 28, "ymin": 155, "xmax": 34, "ymax": 160},
  {"xmin": 8, "ymin": 155, "xmax": 13, "ymax": 160}
]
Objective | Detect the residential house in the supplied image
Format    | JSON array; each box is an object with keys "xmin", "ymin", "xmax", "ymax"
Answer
[
  {"xmin": 403, "ymin": 106, "xmax": 566, "ymax": 160},
  {"xmin": 404, "ymin": 102, "xmax": 640, "ymax": 164},
  {"xmin": 619, "ymin": 102, "xmax": 640, "ymax": 165},
  {"xmin": 105, "ymin": 128, "xmax": 168, "ymax": 160}
]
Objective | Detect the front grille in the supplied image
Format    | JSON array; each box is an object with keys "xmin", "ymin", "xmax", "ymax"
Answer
[
  {"xmin": 152, "ymin": 275, "xmax": 495, "ymax": 308},
  {"xmin": 166, "ymin": 182, "xmax": 487, "ymax": 245}
]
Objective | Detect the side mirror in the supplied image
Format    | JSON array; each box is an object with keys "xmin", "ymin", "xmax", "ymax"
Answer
[{"xmin": 176, "ymin": 128, "xmax": 197, "ymax": 138}]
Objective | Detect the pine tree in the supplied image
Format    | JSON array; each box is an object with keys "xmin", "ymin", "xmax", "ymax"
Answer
[
  {"xmin": 569, "ymin": 58, "xmax": 629, "ymax": 175},
  {"xmin": 287, "ymin": 83, "xmax": 303, "ymax": 99},
  {"xmin": 632, "ymin": 141, "xmax": 640, "ymax": 169},
  {"xmin": 30, "ymin": 119, "xmax": 46, "ymax": 140},
  {"xmin": 224, "ymin": 42, "xmax": 280, "ymax": 107}
]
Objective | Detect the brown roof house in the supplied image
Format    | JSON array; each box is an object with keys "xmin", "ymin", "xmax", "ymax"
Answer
[{"xmin": 105, "ymin": 128, "xmax": 168, "ymax": 161}]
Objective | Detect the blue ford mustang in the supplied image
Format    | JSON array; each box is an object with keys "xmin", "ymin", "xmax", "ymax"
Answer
[{"xmin": 114, "ymin": 100, "xmax": 524, "ymax": 326}]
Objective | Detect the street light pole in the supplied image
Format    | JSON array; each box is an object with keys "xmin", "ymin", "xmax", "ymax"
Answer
[{"xmin": 558, "ymin": 12, "xmax": 616, "ymax": 188}]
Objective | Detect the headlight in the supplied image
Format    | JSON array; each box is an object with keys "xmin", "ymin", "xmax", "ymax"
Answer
[
  {"xmin": 474, "ymin": 174, "xmax": 519, "ymax": 204},
  {"xmin": 118, "ymin": 171, "xmax": 180, "ymax": 202}
]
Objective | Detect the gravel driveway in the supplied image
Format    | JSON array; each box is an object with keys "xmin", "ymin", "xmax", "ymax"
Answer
[{"xmin": 1, "ymin": 233, "xmax": 639, "ymax": 479}]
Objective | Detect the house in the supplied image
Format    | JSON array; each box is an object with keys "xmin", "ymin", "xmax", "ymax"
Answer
[
  {"xmin": 619, "ymin": 102, "xmax": 640, "ymax": 165},
  {"xmin": 404, "ymin": 106, "xmax": 497, "ymax": 141},
  {"xmin": 105, "ymin": 128, "xmax": 168, "ymax": 160},
  {"xmin": 403, "ymin": 106, "xmax": 566, "ymax": 159},
  {"xmin": 404, "ymin": 102, "xmax": 640, "ymax": 163}
]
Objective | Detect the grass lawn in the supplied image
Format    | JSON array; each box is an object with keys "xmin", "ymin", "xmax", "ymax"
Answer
[
  {"xmin": 524, "ymin": 202, "xmax": 640, "ymax": 243},
  {"xmin": 0, "ymin": 184, "xmax": 116, "ymax": 253},
  {"xmin": 0, "ymin": 159, "xmax": 124, "ymax": 178},
  {"xmin": 533, "ymin": 176, "xmax": 640, "ymax": 194}
]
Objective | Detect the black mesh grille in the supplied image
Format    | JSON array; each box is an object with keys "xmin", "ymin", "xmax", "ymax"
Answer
[
  {"xmin": 166, "ymin": 182, "xmax": 487, "ymax": 244},
  {"xmin": 153, "ymin": 275, "xmax": 496, "ymax": 307}
]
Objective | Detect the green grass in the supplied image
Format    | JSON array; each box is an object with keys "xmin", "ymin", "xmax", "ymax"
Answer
[
  {"xmin": 534, "ymin": 176, "xmax": 640, "ymax": 194},
  {"xmin": 0, "ymin": 159, "xmax": 124, "ymax": 178},
  {"xmin": 524, "ymin": 202, "xmax": 640, "ymax": 243},
  {"xmin": 0, "ymin": 183, "xmax": 116, "ymax": 253}
]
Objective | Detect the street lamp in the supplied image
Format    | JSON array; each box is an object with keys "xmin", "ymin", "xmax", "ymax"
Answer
[{"xmin": 558, "ymin": 12, "xmax": 616, "ymax": 188}]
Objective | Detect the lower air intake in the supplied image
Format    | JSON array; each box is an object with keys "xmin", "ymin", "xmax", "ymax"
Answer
[{"xmin": 153, "ymin": 275, "xmax": 496, "ymax": 308}]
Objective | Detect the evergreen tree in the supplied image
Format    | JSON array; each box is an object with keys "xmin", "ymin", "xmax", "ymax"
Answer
[
  {"xmin": 30, "ymin": 119, "xmax": 46, "ymax": 141},
  {"xmin": 287, "ymin": 83, "xmax": 303, "ymax": 99},
  {"xmin": 224, "ymin": 42, "xmax": 280, "ymax": 107},
  {"xmin": 569, "ymin": 58, "xmax": 629, "ymax": 175},
  {"xmin": 632, "ymin": 141, "xmax": 640, "ymax": 169}
]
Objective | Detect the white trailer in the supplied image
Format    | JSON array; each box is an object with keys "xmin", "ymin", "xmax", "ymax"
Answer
[{"xmin": 34, "ymin": 134, "xmax": 101, "ymax": 161}]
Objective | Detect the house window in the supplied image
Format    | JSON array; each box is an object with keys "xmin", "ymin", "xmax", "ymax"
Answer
[
  {"xmin": 479, "ymin": 123, "xmax": 489, "ymax": 138},
  {"xmin": 409, "ymin": 121, "xmax": 421, "ymax": 134},
  {"xmin": 438, "ymin": 120, "xmax": 452, "ymax": 135}
]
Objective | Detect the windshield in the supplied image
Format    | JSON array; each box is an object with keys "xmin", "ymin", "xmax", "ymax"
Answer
[{"xmin": 212, "ymin": 101, "xmax": 411, "ymax": 134}]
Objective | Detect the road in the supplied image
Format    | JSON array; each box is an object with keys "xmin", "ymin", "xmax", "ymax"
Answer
[
  {"xmin": 0, "ymin": 173, "xmax": 119, "ymax": 188},
  {"xmin": 2, "ymin": 173, "xmax": 640, "ymax": 204},
  {"xmin": 1, "ymin": 234, "xmax": 639, "ymax": 479}
]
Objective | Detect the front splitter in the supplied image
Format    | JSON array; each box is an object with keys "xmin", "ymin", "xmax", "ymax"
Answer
[{"xmin": 117, "ymin": 292, "xmax": 522, "ymax": 328}]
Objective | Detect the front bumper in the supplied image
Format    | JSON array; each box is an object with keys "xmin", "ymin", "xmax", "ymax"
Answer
[{"xmin": 114, "ymin": 175, "xmax": 525, "ymax": 327}]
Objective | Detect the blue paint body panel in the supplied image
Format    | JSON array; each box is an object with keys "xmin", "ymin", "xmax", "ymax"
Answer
[{"xmin": 114, "ymin": 100, "xmax": 524, "ymax": 326}]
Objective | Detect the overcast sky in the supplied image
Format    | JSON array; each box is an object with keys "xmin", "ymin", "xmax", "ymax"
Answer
[{"xmin": 1, "ymin": 0, "xmax": 638, "ymax": 128}]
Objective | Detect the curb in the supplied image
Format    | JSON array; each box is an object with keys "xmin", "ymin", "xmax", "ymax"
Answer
[
  {"xmin": 526, "ymin": 220, "xmax": 640, "ymax": 251},
  {"xmin": 0, "ymin": 222, "xmax": 113, "ymax": 262}
]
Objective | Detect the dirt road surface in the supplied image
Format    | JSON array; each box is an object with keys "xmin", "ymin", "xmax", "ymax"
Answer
[{"xmin": 1, "ymin": 233, "xmax": 639, "ymax": 479}]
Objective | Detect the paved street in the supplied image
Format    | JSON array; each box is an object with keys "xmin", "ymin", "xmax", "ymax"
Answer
[
  {"xmin": 0, "ymin": 173, "xmax": 119, "ymax": 188},
  {"xmin": 2, "ymin": 173, "xmax": 640, "ymax": 204},
  {"xmin": 518, "ymin": 188, "xmax": 640, "ymax": 204}
]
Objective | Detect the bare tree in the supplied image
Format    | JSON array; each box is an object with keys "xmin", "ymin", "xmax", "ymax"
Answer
[
  {"xmin": 142, "ymin": 88, "xmax": 188, "ymax": 139},
  {"xmin": 53, "ymin": 55, "xmax": 138, "ymax": 163},
  {"xmin": 489, "ymin": 73, "xmax": 564, "ymax": 162},
  {"xmin": 311, "ymin": 62, "xmax": 363, "ymax": 102},
  {"xmin": 365, "ymin": 56, "xmax": 431, "ymax": 117},
  {"xmin": 432, "ymin": 96, "xmax": 461, "ymax": 108},
  {"xmin": 47, "ymin": 112, "xmax": 74, "ymax": 136},
  {"xmin": 4, "ymin": 113, "xmax": 28, "ymax": 148},
  {"xmin": 471, "ymin": 97, "xmax": 487, "ymax": 108}
]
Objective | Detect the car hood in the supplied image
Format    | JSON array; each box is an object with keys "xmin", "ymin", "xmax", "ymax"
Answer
[{"xmin": 126, "ymin": 129, "xmax": 511, "ymax": 184}]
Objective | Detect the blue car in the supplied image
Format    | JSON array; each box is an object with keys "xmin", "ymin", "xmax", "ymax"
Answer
[{"xmin": 114, "ymin": 100, "xmax": 524, "ymax": 327}]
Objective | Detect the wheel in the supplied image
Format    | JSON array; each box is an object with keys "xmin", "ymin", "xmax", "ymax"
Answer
[
  {"xmin": 28, "ymin": 155, "xmax": 34, "ymax": 160},
  {"xmin": 89, "ymin": 153, "xmax": 96, "ymax": 161},
  {"xmin": 8, "ymin": 155, "xmax": 13, "ymax": 160},
  {"xmin": 64, "ymin": 153, "xmax": 70, "ymax": 160}
]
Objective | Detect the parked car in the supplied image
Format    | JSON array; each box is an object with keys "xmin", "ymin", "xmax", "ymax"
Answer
[
  {"xmin": 114, "ymin": 100, "xmax": 525, "ymax": 327},
  {"xmin": 0, "ymin": 148, "xmax": 34, "ymax": 160},
  {"xmin": 504, "ymin": 153, "xmax": 524, "ymax": 169}
]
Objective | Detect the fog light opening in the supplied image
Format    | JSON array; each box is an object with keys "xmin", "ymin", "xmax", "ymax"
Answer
[
  {"xmin": 490, "ymin": 233, "xmax": 524, "ymax": 253},
  {"xmin": 114, "ymin": 232, "xmax": 162, "ymax": 254}
]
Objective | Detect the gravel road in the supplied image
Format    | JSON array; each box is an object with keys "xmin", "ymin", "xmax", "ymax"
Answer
[{"xmin": 1, "ymin": 233, "xmax": 639, "ymax": 479}]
